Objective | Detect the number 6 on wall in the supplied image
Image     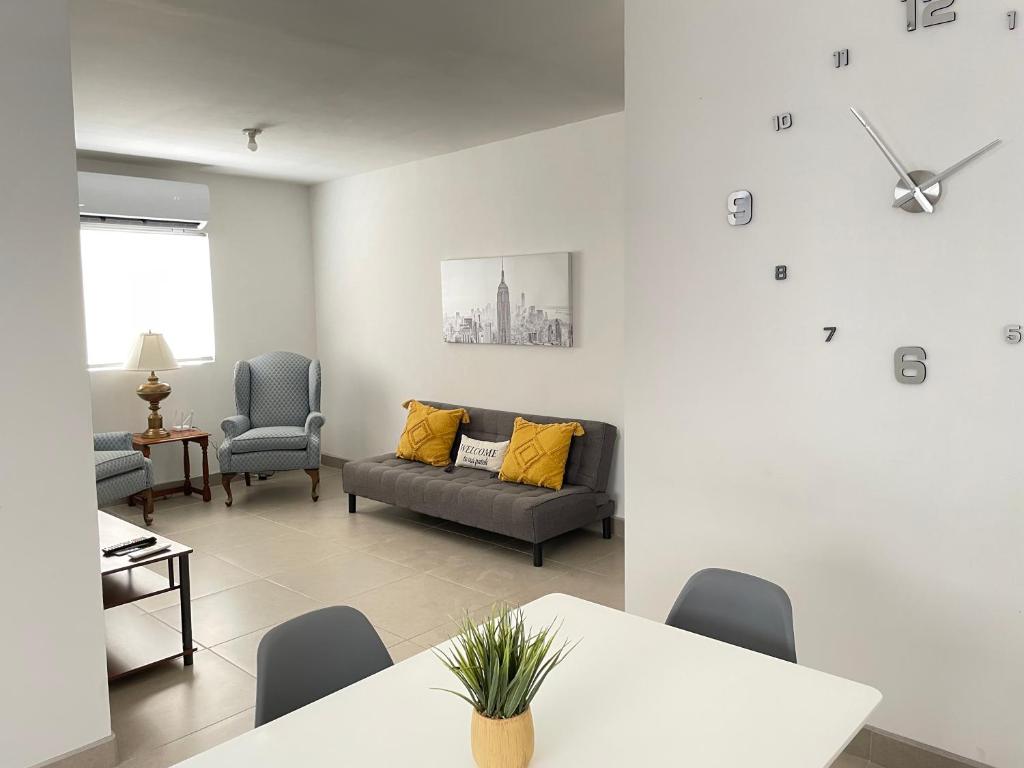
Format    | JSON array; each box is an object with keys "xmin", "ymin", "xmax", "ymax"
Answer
[{"xmin": 894, "ymin": 346, "xmax": 927, "ymax": 384}]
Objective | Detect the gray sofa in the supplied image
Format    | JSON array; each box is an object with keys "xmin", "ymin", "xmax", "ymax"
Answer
[{"xmin": 342, "ymin": 401, "xmax": 617, "ymax": 566}]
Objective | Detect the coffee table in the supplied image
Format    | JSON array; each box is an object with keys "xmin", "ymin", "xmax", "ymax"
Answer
[{"xmin": 99, "ymin": 511, "xmax": 195, "ymax": 680}]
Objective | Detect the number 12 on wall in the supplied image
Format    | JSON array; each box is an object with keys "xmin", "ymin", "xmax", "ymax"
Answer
[{"xmin": 903, "ymin": 0, "xmax": 955, "ymax": 32}]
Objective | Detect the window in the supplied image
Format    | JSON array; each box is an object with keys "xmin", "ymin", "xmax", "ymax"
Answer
[{"xmin": 79, "ymin": 226, "xmax": 216, "ymax": 369}]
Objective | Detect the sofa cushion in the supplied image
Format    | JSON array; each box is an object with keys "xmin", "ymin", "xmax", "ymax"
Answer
[
  {"xmin": 499, "ymin": 417, "xmax": 584, "ymax": 491},
  {"xmin": 454, "ymin": 435, "xmax": 509, "ymax": 472},
  {"xmin": 343, "ymin": 455, "xmax": 602, "ymax": 542},
  {"xmin": 231, "ymin": 426, "xmax": 308, "ymax": 454},
  {"xmin": 94, "ymin": 450, "xmax": 145, "ymax": 481},
  {"xmin": 396, "ymin": 400, "xmax": 468, "ymax": 467},
  {"xmin": 419, "ymin": 401, "xmax": 616, "ymax": 493}
]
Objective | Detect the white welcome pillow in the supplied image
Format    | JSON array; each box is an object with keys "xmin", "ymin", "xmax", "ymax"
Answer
[{"xmin": 454, "ymin": 435, "xmax": 510, "ymax": 473}]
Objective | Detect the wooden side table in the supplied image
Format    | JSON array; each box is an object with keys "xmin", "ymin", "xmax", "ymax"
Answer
[{"xmin": 130, "ymin": 428, "xmax": 212, "ymax": 523}]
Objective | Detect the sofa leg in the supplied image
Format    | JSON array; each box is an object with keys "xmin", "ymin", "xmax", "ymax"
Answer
[
  {"xmin": 142, "ymin": 489, "xmax": 155, "ymax": 527},
  {"xmin": 348, "ymin": 493, "xmax": 357, "ymax": 514},
  {"xmin": 533, "ymin": 543, "xmax": 543, "ymax": 568},
  {"xmin": 305, "ymin": 468, "xmax": 320, "ymax": 502},
  {"xmin": 602, "ymin": 516, "xmax": 613, "ymax": 539},
  {"xmin": 244, "ymin": 472, "xmax": 251, "ymax": 487},
  {"xmin": 221, "ymin": 473, "xmax": 236, "ymax": 507}
]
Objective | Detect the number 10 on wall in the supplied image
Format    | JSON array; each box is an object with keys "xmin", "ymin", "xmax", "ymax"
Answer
[{"xmin": 903, "ymin": 0, "xmax": 956, "ymax": 32}]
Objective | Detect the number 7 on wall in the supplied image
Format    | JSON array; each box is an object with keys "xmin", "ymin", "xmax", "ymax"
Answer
[{"xmin": 903, "ymin": 0, "xmax": 956, "ymax": 32}]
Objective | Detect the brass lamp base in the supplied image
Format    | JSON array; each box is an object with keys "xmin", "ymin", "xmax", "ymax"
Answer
[{"xmin": 136, "ymin": 371, "xmax": 171, "ymax": 439}]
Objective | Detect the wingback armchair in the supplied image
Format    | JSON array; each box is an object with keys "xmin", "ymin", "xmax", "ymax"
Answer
[
  {"xmin": 218, "ymin": 351, "xmax": 324, "ymax": 506},
  {"xmin": 95, "ymin": 431, "xmax": 155, "ymax": 524}
]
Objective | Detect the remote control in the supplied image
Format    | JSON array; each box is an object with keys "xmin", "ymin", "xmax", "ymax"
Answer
[
  {"xmin": 102, "ymin": 536, "xmax": 157, "ymax": 556},
  {"xmin": 128, "ymin": 543, "xmax": 171, "ymax": 562}
]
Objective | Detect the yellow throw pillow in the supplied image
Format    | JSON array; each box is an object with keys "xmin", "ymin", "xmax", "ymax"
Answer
[
  {"xmin": 499, "ymin": 417, "xmax": 585, "ymax": 491},
  {"xmin": 396, "ymin": 400, "xmax": 469, "ymax": 467}
]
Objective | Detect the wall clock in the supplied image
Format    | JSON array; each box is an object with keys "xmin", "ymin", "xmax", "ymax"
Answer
[
  {"xmin": 850, "ymin": 107, "xmax": 1001, "ymax": 214},
  {"xmin": 724, "ymin": 1, "xmax": 1012, "ymax": 385}
]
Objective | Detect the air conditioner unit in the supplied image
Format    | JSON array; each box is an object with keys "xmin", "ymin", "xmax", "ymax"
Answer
[{"xmin": 77, "ymin": 172, "xmax": 210, "ymax": 230}]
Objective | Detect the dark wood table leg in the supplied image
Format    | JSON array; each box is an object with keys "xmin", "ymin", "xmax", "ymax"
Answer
[
  {"xmin": 199, "ymin": 437, "xmax": 212, "ymax": 502},
  {"xmin": 129, "ymin": 445, "xmax": 152, "ymax": 507},
  {"xmin": 183, "ymin": 440, "xmax": 193, "ymax": 496},
  {"xmin": 179, "ymin": 553, "xmax": 194, "ymax": 666}
]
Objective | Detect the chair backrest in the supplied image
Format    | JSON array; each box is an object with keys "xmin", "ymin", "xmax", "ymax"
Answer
[
  {"xmin": 254, "ymin": 606, "xmax": 393, "ymax": 727},
  {"xmin": 665, "ymin": 568, "xmax": 796, "ymax": 663},
  {"xmin": 234, "ymin": 351, "xmax": 320, "ymax": 429}
]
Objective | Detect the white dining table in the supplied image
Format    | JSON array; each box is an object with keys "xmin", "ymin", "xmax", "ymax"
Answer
[{"xmin": 176, "ymin": 594, "xmax": 880, "ymax": 767}]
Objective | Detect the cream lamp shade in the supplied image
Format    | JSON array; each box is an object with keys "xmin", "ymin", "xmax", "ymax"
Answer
[
  {"xmin": 125, "ymin": 332, "xmax": 179, "ymax": 440},
  {"xmin": 124, "ymin": 331, "xmax": 179, "ymax": 372}
]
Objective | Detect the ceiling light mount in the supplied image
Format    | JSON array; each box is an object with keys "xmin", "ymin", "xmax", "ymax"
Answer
[{"xmin": 242, "ymin": 127, "xmax": 263, "ymax": 152}]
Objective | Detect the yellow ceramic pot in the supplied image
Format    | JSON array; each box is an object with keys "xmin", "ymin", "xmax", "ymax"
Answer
[{"xmin": 470, "ymin": 708, "xmax": 535, "ymax": 768}]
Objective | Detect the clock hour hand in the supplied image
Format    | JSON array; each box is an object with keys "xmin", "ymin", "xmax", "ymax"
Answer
[
  {"xmin": 892, "ymin": 139, "xmax": 1002, "ymax": 208},
  {"xmin": 850, "ymin": 107, "xmax": 934, "ymax": 214}
]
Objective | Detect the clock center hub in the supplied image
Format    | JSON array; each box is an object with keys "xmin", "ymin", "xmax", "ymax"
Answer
[{"xmin": 894, "ymin": 170, "xmax": 942, "ymax": 213}]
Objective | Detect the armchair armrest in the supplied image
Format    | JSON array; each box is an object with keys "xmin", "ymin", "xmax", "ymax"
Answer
[
  {"xmin": 221, "ymin": 415, "xmax": 251, "ymax": 438},
  {"xmin": 305, "ymin": 411, "xmax": 325, "ymax": 435},
  {"xmin": 94, "ymin": 431, "xmax": 133, "ymax": 452}
]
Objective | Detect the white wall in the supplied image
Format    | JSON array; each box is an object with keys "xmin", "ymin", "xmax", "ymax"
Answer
[
  {"xmin": 626, "ymin": 2, "xmax": 1022, "ymax": 766},
  {"xmin": 0, "ymin": 2, "xmax": 112, "ymax": 765},
  {"xmin": 312, "ymin": 113, "xmax": 625, "ymax": 513},
  {"xmin": 78, "ymin": 158, "xmax": 317, "ymax": 483}
]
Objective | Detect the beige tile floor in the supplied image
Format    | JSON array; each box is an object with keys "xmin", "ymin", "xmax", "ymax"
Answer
[
  {"xmin": 104, "ymin": 467, "xmax": 874, "ymax": 768},
  {"xmin": 104, "ymin": 466, "xmax": 624, "ymax": 767}
]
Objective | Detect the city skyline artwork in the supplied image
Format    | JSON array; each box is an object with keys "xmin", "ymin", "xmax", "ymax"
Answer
[{"xmin": 441, "ymin": 252, "xmax": 572, "ymax": 346}]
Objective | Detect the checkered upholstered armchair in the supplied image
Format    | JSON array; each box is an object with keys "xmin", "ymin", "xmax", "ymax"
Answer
[
  {"xmin": 218, "ymin": 351, "xmax": 324, "ymax": 506},
  {"xmin": 95, "ymin": 431, "xmax": 155, "ymax": 525}
]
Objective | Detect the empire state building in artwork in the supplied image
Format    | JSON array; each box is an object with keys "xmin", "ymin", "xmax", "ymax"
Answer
[
  {"xmin": 440, "ymin": 252, "xmax": 572, "ymax": 346},
  {"xmin": 496, "ymin": 259, "xmax": 511, "ymax": 344}
]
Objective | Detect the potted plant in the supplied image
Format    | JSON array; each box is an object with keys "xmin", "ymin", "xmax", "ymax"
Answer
[{"xmin": 434, "ymin": 604, "xmax": 576, "ymax": 768}]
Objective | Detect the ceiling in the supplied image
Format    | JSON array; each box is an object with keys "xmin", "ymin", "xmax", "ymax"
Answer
[{"xmin": 69, "ymin": 0, "xmax": 624, "ymax": 184}]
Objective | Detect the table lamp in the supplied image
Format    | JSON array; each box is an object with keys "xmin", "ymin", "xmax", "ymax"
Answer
[{"xmin": 124, "ymin": 331, "xmax": 179, "ymax": 438}]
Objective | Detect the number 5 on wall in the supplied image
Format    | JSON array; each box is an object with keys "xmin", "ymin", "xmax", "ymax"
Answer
[{"xmin": 894, "ymin": 346, "xmax": 927, "ymax": 384}]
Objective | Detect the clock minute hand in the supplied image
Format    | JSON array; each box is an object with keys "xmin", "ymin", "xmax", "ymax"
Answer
[
  {"xmin": 892, "ymin": 139, "xmax": 1003, "ymax": 208},
  {"xmin": 850, "ymin": 107, "xmax": 933, "ymax": 214}
]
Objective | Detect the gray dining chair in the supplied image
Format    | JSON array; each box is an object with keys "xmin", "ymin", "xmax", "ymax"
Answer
[
  {"xmin": 665, "ymin": 568, "xmax": 797, "ymax": 663},
  {"xmin": 255, "ymin": 606, "xmax": 394, "ymax": 727}
]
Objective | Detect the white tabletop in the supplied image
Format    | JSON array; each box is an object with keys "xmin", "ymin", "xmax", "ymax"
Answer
[{"xmin": 177, "ymin": 594, "xmax": 880, "ymax": 768}]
